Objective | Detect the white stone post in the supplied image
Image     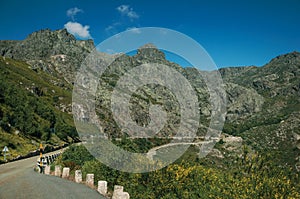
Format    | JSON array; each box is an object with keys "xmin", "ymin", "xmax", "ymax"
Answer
[
  {"xmin": 97, "ymin": 180, "xmax": 108, "ymax": 195},
  {"xmin": 112, "ymin": 185, "xmax": 130, "ymax": 199},
  {"xmin": 86, "ymin": 173, "xmax": 94, "ymax": 188},
  {"xmin": 121, "ymin": 192, "xmax": 130, "ymax": 199},
  {"xmin": 44, "ymin": 165, "xmax": 51, "ymax": 175},
  {"xmin": 62, "ymin": 167, "xmax": 70, "ymax": 179},
  {"xmin": 54, "ymin": 165, "xmax": 61, "ymax": 177},
  {"xmin": 75, "ymin": 170, "xmax": 82, "ymax": 183}
]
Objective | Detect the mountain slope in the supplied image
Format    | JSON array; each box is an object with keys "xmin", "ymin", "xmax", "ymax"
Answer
[
  {"xmin": 0, "ymin": 28, "xmax": 299, "ymax": 170},
  {"xmin": 0, "ymin": 56, "xmax": 77, "ymax": 162},
  {"xmin": 220, "ymin": 52, "xmax": 300, "ymax": 167},
  {"xmin": 0, "ymin": 29, "xmax": 94, "ymax": 83}
]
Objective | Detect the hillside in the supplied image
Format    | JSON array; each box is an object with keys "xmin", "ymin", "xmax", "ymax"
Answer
[
  {"xmin": 0, "ymin": 29, "xmax": 94, "ymax": 83},
  {"xmin": 0, "ymin": 56, "xmax": 77, "ymax": 162},
  {"xmin": 0, "ymin": 29, "xmax": 94, "ymax": 161},
  {"xmin": 220, "ymin": 52, "xmax": 300, "ymax": 167},
  {"xmin": 0, "ymin": 28, "xmax": 299, "ymax": 172},
  {"xmin": 79, "ymin": 46, "xmax": 300, "ymax": 170}
]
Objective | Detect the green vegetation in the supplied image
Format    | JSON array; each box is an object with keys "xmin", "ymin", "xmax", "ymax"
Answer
[
  {"xmin": 59, "ymin": 145, "xmax": 300, "ymax": 199},
  {"xmin": 0, "ymin": 57, "xmax": 77, "ymax": 160},
  {"xmin": 58, "ymin": 145, "xmax": 95, "ymax": 169}
]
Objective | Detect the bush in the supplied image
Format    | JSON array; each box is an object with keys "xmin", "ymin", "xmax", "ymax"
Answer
[{"xmin": 61, "ymin": 145, "xmax": 94, "ymax": 167}]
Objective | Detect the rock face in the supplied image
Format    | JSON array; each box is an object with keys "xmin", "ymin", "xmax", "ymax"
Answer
[
  {"xmin": 0, "ymin": 29, "xmax": 94, "ymax": 83},
  {"xmin": 221, "ymin": 134, "xmax": 243, "ymax": 154},
  {"xmin": 208, "ymin": 148, "xmax": 224, "ymax": 159},
  {"xmin": 225, "ymin": 83, "xmax": 264, "ymax": 121}
]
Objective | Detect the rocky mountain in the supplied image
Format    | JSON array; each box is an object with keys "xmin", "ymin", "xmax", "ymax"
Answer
[
  {"xmin": 0, "ymin": 29, "xmax": 94, "ymax": 83},
  {"xmin": 0, "ymin": 28, "xmax": 299, "ymax": 171},
  {"xmin": 0, "ymin": 29, "xmax": 94, "ymax": 161},
  {"xmin": 220, "ymin": 52, "xmax": 300, "ymax": 169}
]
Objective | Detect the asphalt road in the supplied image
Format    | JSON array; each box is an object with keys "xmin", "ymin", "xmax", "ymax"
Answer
[{"xmin": 0, "ymin": 153, "xmax": 106, "ymax": 199}]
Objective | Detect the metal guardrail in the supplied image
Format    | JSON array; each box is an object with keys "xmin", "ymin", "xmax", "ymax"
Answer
[{"xmin": 37, "ymin": 152, "xmax": 62, "ymax": 173}]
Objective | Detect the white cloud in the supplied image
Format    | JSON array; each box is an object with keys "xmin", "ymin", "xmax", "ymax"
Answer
[
  {"xmin": 117, "ymin": 5, "xmax": 129, "ymax": 13},
  {"xmin": 105, "ymin": 5, "xmax": 140, "ymax": 35},
  {"xmin": 64, "ymin": 22, "xmax": 92, "ymax": 39},
  {"xmin": 116, "ymin": 5, "xmax": 139, "ymax": 19},
  {"xmin": 127, "ymin": 11, "xmax": 139, "ymax": 19},
  {"xmin": 127, "ymin": 27, "xmax": 141, "ymax": 34},
  {"xmin": 105, "ymin": 25, "xmax": 114, "ymax": 32},
  {"xmin": 66, "ymin": 7, "xmax": 83, "ymax": 21},
  {"xmin": 105, "ymin": 22, "xmax": 121, "ymax": 35}
]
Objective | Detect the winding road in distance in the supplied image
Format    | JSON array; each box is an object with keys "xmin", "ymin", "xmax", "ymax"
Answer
[{"xmin": 0, "ymin": 152, "xmax": 105, "ymax": 199}]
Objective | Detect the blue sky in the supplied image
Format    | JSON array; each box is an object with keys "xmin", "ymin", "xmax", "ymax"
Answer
[{"xmin": 1, "ymin": 0, "xmax": 299, "ymax": 68}]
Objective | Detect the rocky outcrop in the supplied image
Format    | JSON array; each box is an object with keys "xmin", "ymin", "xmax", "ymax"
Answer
[
  {"xmin": 226, "ymin": 83, "xmax": 264, "ymax": 121},
  {"xmin": 0, "ymin": 29, "xmax": 94, "ymax": 83}
]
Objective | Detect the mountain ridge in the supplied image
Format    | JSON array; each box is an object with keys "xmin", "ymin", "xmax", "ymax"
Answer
[
  {"xmin": 0, "ymin": 28, "xmax": 299, "ymax": 171},
  {"xmin": 0, "ymin": 28, "xmax": 95, "ymax": 83}
]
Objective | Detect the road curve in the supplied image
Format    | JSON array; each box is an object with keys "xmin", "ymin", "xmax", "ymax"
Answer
[{"xmin": 0, "ymin": 153, "xmax": 105, "ymax": 199}]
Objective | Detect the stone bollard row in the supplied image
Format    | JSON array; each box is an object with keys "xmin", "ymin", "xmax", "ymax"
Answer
[{"xmin": 52, "ymin": 167, "xmax": 129, "ymax": 198}]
